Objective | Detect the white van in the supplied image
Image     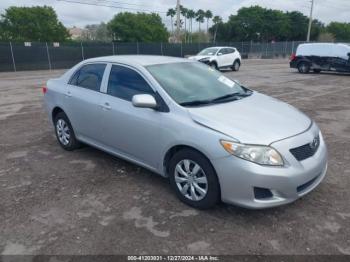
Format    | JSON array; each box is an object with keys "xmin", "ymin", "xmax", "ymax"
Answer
[{"xmin": 290, "ymin": 43, "xmax": 350, "ymax": 73}]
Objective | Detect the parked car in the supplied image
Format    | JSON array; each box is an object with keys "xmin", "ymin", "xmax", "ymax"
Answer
[
  {"xmin": 188, "ymin": 46, "xmax": 241, "ymax": 71},
  {"xmin": 44, "ymin": 55, "xmax": 327, "ymax": 209},
  {"xmin": 290, "ymin": 43, "xmax": 350, "ymax": 73}
]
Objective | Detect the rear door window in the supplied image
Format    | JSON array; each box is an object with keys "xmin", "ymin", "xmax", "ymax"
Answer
[{"xmin": 69, "ymin": 63, "xmax": 106, "ymax": 92}]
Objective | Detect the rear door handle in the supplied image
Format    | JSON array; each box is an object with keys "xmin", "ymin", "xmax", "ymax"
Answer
[{"xmin": 101, "ymin": 102, "xmax": 111, "ymax": 110}]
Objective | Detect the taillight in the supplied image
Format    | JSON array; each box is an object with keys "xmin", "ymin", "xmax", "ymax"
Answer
[
  {"xmin": 42, "ymin": 86, "xmax": 47, "ymax": 94},
  {"xmin": 290, "ymin": 53, "xmax": 296, "ymax": 61}
]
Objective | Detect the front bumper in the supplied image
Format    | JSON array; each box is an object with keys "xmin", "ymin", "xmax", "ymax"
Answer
[{"xmin": 212, "ymin": 123, "xmax": 328, "ymax": 209}]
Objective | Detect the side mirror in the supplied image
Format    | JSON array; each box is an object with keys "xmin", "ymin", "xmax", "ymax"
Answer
[
  {"xmin": 132, "ymin": 94, "xmax": 157, "ymax": 109},
  {"xmin": 348, "ymin": 52, "xmax": 350, "ymax": 57},
  {"xmin": 217, "ymin": 52, "xmax": 223, "ymax": 56}
]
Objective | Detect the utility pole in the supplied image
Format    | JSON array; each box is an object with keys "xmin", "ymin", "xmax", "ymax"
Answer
[
  {"xmin": 176, "ymin": 0, "xmax": 181, "ymax": 42},
  {"xmin": 307, "ymin": 0, "xmax": 314, "ymax": 42}
]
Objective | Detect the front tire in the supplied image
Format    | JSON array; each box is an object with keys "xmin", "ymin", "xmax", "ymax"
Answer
[
  {"xmin": 209, "ymin": 62, "xmax": 218, "ymax": 70},
  {"xmin": 313, "ymin": 69, "xmax": 321, "ymax": 73},
  {"xmin": 298, "ymin": 62, "xmax": 310, "ymax": 74},
  {"xmin": 54, "ymin": 112, "xmax": 80, "ymax": 151},
  {"xmin": 232, "ymin": 60, "xmax": 240, "ymax": 71},
  {"xmin": 168, "ymin": 149, "xmax": 220, "ymax": 209}
]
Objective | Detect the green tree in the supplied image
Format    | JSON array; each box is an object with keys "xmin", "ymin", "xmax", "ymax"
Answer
[
  {"xmin": 107, "ymin": 12, "xmax": 169, "ymax": 42},
  {"xmin": 0, "ymin": 6, "xmax": 69, "ymax": 41},
  {"xmin": 204, "ymin": 10, "xmax": 213, "ymax": 33},
  {"xmin": 166, "ymin": 8, "xmax": 176, "ymax": 35},
  {"xmin": 196, "ymin": 9, "xmax": 205, "ymax": 32},
  {"xmin": 180, "ymin": 5, "xmax": 188, "ymax": 42},
  {"xmin": 211, "ymin": 6, "xmax": 324, "ymax": 42},
  {"xmin": 212, "ymin": 16, "xmax": 223, "ymax": 43},
  {"xmin": 327, "ymin": 22, "xmax": 350, "ymax": 41},
  {"xmin": 187, "ymin": 9, "xmax": 196, "ymax": 42}
]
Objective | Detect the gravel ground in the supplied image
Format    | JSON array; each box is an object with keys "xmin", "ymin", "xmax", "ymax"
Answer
[{"xmin": 0, "ymin": 59, "xmax": 349, "ymax": 255}]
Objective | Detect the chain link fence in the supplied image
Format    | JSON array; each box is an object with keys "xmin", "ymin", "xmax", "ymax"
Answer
[{"xmin": 0, "ymin": 41, "xmax": 310, "ymax": 72}]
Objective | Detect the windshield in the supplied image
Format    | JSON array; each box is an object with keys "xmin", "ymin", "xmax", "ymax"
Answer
[
  {"xmin": 198, "ymin": 47, "xmax": 219, "ymax": 56},
  {"xmin": 146, "ymin": 62, "xmax": 251, "ymax": 106}
]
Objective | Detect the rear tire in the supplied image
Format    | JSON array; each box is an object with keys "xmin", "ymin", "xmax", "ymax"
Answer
[
  {"xmin": 54, "ymin": 112, "xmax": 80, "ymax": 151},
  {"xmin": 232, "ymin": 60, "xmax": 240, "ymax": 71},
  {"xmin": 168, "ymin": 149, "xmax": 220, "ymax": 209},
  {"xmin": 297, "ymin": 62, "xmax": 310, "ymax": 74}
]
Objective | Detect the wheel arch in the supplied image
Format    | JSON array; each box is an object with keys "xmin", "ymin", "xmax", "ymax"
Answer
[
  {"xmin": 209, "ymin": 60, "xmax": 218, "ymax": 67},
  {"xmin": 234, "ymin": 58, "xmax": 241, "ymax": 65},
  {"xmin": 163, "ymin": 144, "xmax": 215, "ymax": 177},
  {"xmin": 297, "ymin": 59, "xmax": 311, "ymax": 67},
  {"xmin": 52, "ymin": 106, "xmax": 65, "ymax": 122}
]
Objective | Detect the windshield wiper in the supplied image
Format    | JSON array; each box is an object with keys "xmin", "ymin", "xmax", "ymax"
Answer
[
  {"xmin": 211, "ymin": 91, "xmax": 253, "ymax": 102},
  {"xmin": 180, "ymin": 91, "xmax": 253, "ymax": 107},
  {"xmin": 180, "ymin": 99, "xmax": 214, "ymax": 107}
]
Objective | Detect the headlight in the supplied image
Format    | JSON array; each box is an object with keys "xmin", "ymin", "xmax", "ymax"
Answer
[{"xmin": 220, "ymin": 140, "xmax": 284, "ymax": 166}]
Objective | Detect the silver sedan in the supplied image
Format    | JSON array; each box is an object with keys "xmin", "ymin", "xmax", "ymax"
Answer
[{"xmin": 44, "ymin": 55, "xmax": 327, "ymax": 209}]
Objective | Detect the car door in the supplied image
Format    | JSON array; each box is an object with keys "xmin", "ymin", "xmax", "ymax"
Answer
[
  {"xmin": 219, "ymin": 48, "xmax": 233, "ymax": 67},
  {"xmin": 216, "ymin": 48, "xmax": 227, "ymax": 67},
  {"xmin": 99, "ymin": 64, "xmax": 162, "ymax": 169},
  {"xmin": 226, "ymin": 48, "xmax": 237, "ymax": 65},
  {"xmin": 65, "ymin": 63, "xmax": 108, "ymax": 143}
]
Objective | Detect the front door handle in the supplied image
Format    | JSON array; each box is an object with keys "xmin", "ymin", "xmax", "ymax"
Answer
[
  {"xmin": 101, "ymin": 102, "xmax": 111, "ymax": 110},
  {"xmin": 66, "ymin": 91, "xmax": 72, "ymax": 97}
]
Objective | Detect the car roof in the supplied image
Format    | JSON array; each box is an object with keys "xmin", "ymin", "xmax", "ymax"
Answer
[{"xmin": 82, "ymin": 55, "xmax": 190, "ymax": 67}]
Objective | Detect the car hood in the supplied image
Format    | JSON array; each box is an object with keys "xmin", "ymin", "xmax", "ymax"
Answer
[
  {"xmin": 188, "ymin": 55, "xmax": 212, "ymax": 61},
  {"xmin": 187, "ymin": 92, "xmax": 312, "ymax": 145}
]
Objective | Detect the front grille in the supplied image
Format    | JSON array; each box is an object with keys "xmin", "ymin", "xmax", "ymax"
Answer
[{"xmin": 290, "ymin": 135, "xmax": 320, "ymax": 161}]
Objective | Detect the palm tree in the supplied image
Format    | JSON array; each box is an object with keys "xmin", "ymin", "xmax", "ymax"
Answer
[
  {"xmin": 204, "ymin": 10, "xmax": 213, "ymax": 33},
  {"xmin": 187, "ymin": 9, "xmax": 196, "ymax": 42},
  {"xmin": 180, "ymin": 5, "xmax": 188, "ymax": 42},
  {"xmin": 166, "ymin": 8, "xmax": 176, "ymax": 35},
  {"xmin": 196, "ymin": 9, "xmax": 205, "ymax": 32},
  {"xmin": 212, "ymin": 15, "xmax": 222, "ymax": 43}
]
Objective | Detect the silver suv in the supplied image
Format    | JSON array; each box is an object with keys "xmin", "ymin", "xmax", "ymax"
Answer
[{"xmin": 44, "ymin": 55, "xmax": 327, "ymax": 209}]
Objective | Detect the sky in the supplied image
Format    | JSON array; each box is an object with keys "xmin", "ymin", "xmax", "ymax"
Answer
[{"xmin": 0, "ymin": 0, "xmax": 349, "ymax": 29}]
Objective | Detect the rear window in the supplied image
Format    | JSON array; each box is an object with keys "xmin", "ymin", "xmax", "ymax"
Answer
[{"xmin": 69, "ymin": 63, "xmax": 106, "ymax": 92}]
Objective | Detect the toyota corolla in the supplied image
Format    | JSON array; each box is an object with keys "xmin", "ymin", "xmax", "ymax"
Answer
[{"xmin": 44, "ymin": 55, "xmax": 327, "ymax": 209}]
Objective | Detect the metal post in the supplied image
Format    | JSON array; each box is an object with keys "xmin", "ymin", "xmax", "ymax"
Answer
[
  {"xmin": 160, "ymin": 42, "xmax": 163, "ymax": 56},
  {"xmin": 136, "ymin": 41, "xmax": 139, "ymax": 54},
  {"xmin": 9, "ymin": 42, "xmax": 16, "ymax": 72},
  {"xmin": 292, "ymin": 41, "xmax": 295, "ymax": 53},
  {"xmin": 45, "ymin": 42, "xmax": 52, "ymax": 71},
  {"xmin": 307, "ymin": 0, "xmax": 314, "ymax": 42},
  {"xmin": 180, "ymin": 42, "xmax": 183, "ymax": 57},
  {"xmin": 112, "ymin": 42, "xmax": 115, "ymax": 55},
  {"xmin": 80, "ymin": 42, "xmax": 85, "ymax": 60},
  {"xmin": 284, "ymin": 41, "xmax": 287, "ymax": 55},
  {"xmin": 250, "ymin": 40, "xmax": 253, "ymax": 56}
]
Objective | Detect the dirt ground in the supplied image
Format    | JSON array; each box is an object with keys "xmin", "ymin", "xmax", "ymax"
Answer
[{"xmin": 0, "ymin": 59, "xmax": 349, "ymax": 255}]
